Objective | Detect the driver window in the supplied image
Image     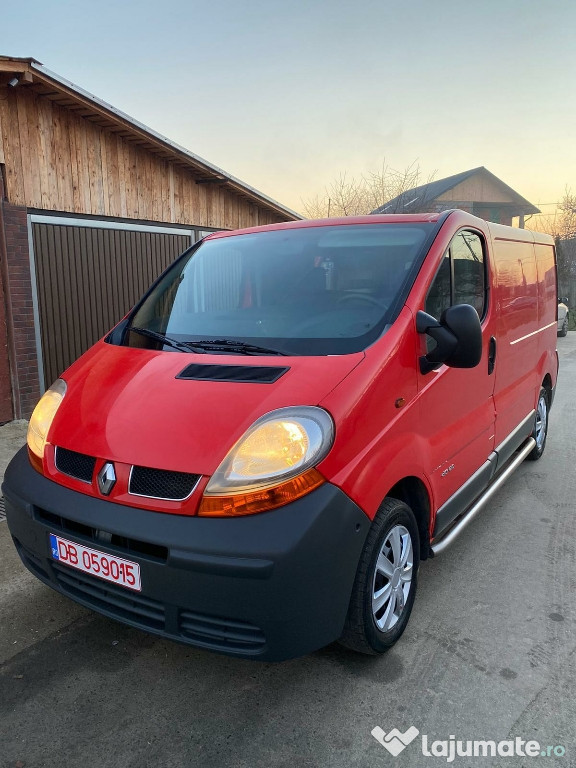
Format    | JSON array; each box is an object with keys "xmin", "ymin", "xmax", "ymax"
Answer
[
  {"xmin": 425, "ymin": 230, "xmax": 486, "ymax": 320},
  {"xmin": 425, "ymin": 250, "xmax": 451, "ymax": 321}
]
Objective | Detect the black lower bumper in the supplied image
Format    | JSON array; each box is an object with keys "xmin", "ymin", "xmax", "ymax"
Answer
[{"xmin": 3, "ymin": 448, "xmax": 369, "ymax": 661}]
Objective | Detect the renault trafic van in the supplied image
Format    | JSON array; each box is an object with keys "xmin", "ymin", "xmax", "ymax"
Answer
[{"xmin": 3, "ymin": 210, "xmax": 558, "ymax": 661}]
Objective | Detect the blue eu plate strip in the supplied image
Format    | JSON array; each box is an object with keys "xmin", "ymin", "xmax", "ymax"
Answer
[{"xmin": 50, "ymin": 534, "xmax": 59, "ymax": 560}]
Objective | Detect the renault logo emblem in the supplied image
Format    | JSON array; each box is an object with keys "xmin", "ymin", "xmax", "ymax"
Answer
[{"xmin": 97, "ymin": 462, "xmax": 116, "ymax": 496}]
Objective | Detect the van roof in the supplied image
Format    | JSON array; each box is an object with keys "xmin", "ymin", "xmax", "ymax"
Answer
[
  {"xmin": 206, "ymin": 213, "xmax": 443, "ymax": 240},
  {"xmin": 206, "ymin": 211, "xmax": 555, "ymax": 246},
  {"xmin": 487, "ymin": 221, "xmax": 555, "ymax": 245}
]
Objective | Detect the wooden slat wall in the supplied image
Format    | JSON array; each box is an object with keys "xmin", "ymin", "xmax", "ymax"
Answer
[
  {"xmin": 0, "ymin": 87, "xmax": 290, "ymax": 228},
  {"xmin": 437, "ymin": 174, "xmax": 515, "ymax": 204},
  {"xmin": 32, "ymin": 222, "xmax": 191, "ymax": 385}
]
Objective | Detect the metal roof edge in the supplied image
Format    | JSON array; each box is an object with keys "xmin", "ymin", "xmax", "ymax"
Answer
[{"xmin": 0, "ymin": 55, "xmax": 43, "ymax": 64}]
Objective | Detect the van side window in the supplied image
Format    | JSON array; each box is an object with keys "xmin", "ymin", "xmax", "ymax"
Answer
[
  {"xmin": 425, "ymin": 250, "xmax": 451, "ymax": 321},
  {"xmin": 425, "ymin": 230, "xmax": 486, "ymax": 320},
  {"xmin": 452, "ymin": 232, "xmax": 485, "ymax": 316}
]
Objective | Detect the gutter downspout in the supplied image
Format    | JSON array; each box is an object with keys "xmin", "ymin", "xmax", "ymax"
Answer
[{"xmin": 0, "ymin": 166, "xmax": 22, "ymax": 419}]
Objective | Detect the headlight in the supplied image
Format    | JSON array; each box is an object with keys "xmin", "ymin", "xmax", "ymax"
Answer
[
  {"xmin": 27, "ymin": 379, "xmax": 67, "ymax": 460},
  {"xmin": 199, "ymin": 407, "xmax": 334, "ymax": 516}
]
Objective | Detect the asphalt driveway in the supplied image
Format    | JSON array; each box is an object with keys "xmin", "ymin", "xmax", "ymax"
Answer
[{"xmin": 1, "ymin": 335, "xmax": 575, "ymax": 768}]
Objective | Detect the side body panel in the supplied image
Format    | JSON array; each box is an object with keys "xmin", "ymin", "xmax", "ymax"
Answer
[
  {"xmin": 319, "ymin": 306, "xmax": 427, "ymax": 521},
  {"xmin": 490, "ymin": 231, "xmax": 539, "ymax": 444},
  {"xmin": 489, "ymin": 225, "xmax": 557, "ymax": 446},
  {"xmin": 412, "ymin": 221, "xmax": 496, "ymax": 518},
  {"xmin": 320, "ymin": 212, "xmax": 497, "ymax": 533},
  {"xmin": 534, "ymin": 241, "xmax": 559, "ymax": 384},
  {"xmin": 321, "ymin": 213, "xmax": 557, "ymax": 540}
]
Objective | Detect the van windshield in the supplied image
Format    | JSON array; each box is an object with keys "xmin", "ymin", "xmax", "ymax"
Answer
[{"xmin": 125, "ymin": 224, "xmax": 430, "ymax": 356}]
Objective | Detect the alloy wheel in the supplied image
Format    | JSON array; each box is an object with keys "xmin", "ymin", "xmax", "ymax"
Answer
[
  {"xmin": 535, "ymin": 393, "xmax": 548, "ymax": 451},
  {"xmin": 372, "ymin": 524, "xmax": 414, "ymax": 632}
]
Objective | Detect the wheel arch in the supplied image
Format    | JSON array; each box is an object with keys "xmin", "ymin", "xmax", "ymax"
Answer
[{"xmin": 386, "ymin": 476, "xmax": 432, "ymax": 560}]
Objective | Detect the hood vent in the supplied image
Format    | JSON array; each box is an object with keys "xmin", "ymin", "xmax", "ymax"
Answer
[{"xmin": 176, "ymin": 363, "xmax": 289, "ymax": 384}]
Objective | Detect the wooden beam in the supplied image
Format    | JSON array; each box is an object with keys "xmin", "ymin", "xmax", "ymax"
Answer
[
  {"xmin": 0, "ymin": 101, "xmax": 5, "ymax": 164},
  {"xmin": 0, "ymin": 60, "xmax": 34, "ymax": 73}
]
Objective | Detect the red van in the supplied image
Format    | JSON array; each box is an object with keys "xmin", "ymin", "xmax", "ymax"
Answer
[{"xmin": 3, "ymin": 210, "xmax": 558, "ymax": 661}]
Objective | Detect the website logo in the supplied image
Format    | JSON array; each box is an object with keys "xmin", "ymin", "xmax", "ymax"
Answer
[
  {"xmin": 371, "ymin": 725, "xmax": 566, "ymax": 761},
  {"xmin": 371, "ymin": 726, "xmax": 420, "ymax": 756}
]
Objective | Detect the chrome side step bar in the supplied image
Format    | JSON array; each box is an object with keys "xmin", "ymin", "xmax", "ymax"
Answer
[{"xmin": 431, "ymin": 437, "xmax": 536, "ymax": 556}]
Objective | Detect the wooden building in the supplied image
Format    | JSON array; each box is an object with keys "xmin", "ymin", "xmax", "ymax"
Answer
[
  {"xmin": 373, "ymin": 167, "xmax": 540, "ymax": 227},
  {"xmin": 0, "ymin": 56, "xmax": 301, "ymax": 421}
]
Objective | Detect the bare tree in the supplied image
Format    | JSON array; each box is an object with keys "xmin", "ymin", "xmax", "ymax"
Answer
[
  {"xmin": 301, "ymin": 160, "xmax": 436, "ymax": 219},
  {"xmin": 364, "ymin": 161, "xmax": 437, "ymax": 214},
  {"xmin": 528, "ymin": 188, "xmax": 576, "ymax": 240},
  {"xmin": 301, "ymin": 172, "xmax": 369, "ymax": 219},
  {"xmin": 326, "ymin": 172, "xmax": 366, "ymax": 217},
  {"xmin": 557, "ymin": 190, "xmax": 576, "ymax": 239},
  {"xmin": 528, "ymin": 189, "xmax": 576, "ymax": 297}
]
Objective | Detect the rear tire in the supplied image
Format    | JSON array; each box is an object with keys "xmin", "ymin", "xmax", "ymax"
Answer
[
  {"xmin": 339, "ymin": 498, "xmax": 419, "ymax": 655},
  {"xmin": 527, "ymin": 387, "xmax": 549, "ymax": 461}
]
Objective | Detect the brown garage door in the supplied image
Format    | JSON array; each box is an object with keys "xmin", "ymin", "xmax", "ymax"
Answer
[{"xmin": 32, "ymin": 221, "xmax": 193, "ymax": 387}]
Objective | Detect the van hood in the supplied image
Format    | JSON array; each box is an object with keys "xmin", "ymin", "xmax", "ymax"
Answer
[{"xmin": 49, "ymin": 342, "xmax": 364, "ymax": 475}]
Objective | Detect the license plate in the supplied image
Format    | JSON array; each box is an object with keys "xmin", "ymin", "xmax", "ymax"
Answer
[{"xmin": 49, "ymin": 534, "xmax": 141, "ymax": 592}]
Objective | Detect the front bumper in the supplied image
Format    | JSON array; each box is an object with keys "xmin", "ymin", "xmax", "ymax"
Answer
[{"xmin": 3, "ymin": 448, "xmax": 369, "ymax": 661}]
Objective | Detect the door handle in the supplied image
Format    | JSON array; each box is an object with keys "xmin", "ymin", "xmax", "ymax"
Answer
[{"xmin": 488, "ymin": 336, "xmax": 497, "ymax": 375}]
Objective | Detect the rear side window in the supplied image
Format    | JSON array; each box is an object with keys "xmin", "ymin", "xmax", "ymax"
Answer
[{"xmin": 425, "ymin": 230, "xmax": 486, "ymax": 320}]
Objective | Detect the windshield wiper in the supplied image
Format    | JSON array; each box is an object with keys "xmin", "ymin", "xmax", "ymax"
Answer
[
  {"xmin": 128, "ymin": 327, "xmax": 205, "ymax": 354},
  {"xmin": 128, "ymin": 329, "xmax": 284, "ymax": 356},
  {"xmin": 187, "ymin": 339, "xmax": 287, "ymax": 356}
]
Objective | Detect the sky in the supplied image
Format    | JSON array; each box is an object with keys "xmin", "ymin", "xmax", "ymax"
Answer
[{"xmin": 3, "ymin": 0, "xmax": 575, "ymax": 222}]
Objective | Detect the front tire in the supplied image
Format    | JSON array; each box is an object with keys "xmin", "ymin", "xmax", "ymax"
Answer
[
  {"xmin": 527, "ymin": 387, "xmax": 549, "ymax": 461},
  {"xmin": 339, "ymin": 498, "xmax": 420, "ymax": 655},
  {"xmin": 558, "ymin": 317, "xmax": 568, "ymax": 337}
]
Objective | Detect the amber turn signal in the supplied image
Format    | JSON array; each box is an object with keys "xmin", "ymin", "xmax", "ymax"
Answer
[
  {"xmin": 198, "ymin": 468, "xmax": 325, "ymax": 517},
  {"xmin": 27, "ymin": 446, "xmax": 44, "ymax": 475}
]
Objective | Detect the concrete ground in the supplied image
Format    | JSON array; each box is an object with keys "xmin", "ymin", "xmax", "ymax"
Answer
[
  {"xmin": 0, "ymin": 336, "xmax": 574, "ymax": 768},
  {"xmin": 0, "ymin": 420, "xmax": 27, "ymax": 486}
]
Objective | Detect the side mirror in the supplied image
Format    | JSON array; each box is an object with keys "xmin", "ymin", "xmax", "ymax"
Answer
[{"xmin": 416, "ymin": 304, "xmax": 482, "ymax": 375}]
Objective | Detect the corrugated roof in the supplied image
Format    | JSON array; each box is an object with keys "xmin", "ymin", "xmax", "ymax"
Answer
[
  {"xmin": 372, "ymin": 166, "xmax": 540, "ymax": 216},
  {"xmin": 0, "ymin": 55, "xmax": 302, "ymax": 221}
]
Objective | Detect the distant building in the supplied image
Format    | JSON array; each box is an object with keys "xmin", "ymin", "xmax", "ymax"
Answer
[
  {"xmin": 373, "ymin": 167, "xmax": 539, "ymax": 228},
  {"xmin": 0, "ymin": 56, "xmax": 301, "ymax": 421}
]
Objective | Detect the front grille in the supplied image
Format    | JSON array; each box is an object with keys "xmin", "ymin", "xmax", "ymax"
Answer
[
  {"xmin": 55, "ymin": 447, "xmax": 96, "ymax": 483},
  {"xmin": 35, "ymin": 508, "xmax": 168, "ymax": 562},
  {"xmin": 129, "ymin": 466, "xmax": 200, "ymax": 500},
  {"xmin": 52, "ymin": 563, "xmax": 165, "ymax": 630},
  {"xmin": 179, "ymin": 610, "xmax": 266, "ymax": 654},
  {"xmin": 177, "ymin": 363, "xmax": 289, "ymax": 384}
]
